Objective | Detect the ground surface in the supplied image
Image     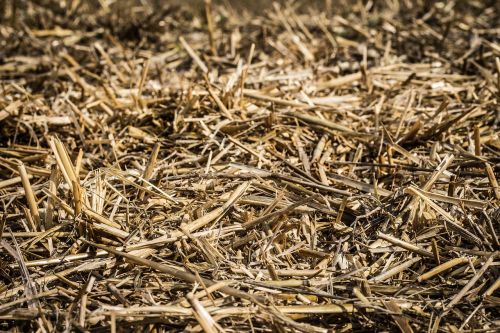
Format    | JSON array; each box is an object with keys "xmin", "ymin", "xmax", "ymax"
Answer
[{"xmin": 0, "ymin": 0, "xmax": 499, "ymax": 332}]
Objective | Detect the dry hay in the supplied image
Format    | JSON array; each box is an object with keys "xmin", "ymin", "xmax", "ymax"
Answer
[{"xmin": 0, "ymin": 0, "xmax": 499, "ymax": 332}]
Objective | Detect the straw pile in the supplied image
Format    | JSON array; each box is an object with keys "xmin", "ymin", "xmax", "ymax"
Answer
[{"xmin": 0, "ymin": 0, "xmax": 499, "ymax": 331}]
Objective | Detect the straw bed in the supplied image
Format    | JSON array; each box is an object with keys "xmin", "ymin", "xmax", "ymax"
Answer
[{"xmin": 0, "ymin": 0, "xmax": 499, "ymax": 332}]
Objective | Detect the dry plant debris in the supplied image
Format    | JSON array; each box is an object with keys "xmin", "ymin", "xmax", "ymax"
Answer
[{"xmin": 0, "ymin": 0, "xmax": 499, "ymax": 332}]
